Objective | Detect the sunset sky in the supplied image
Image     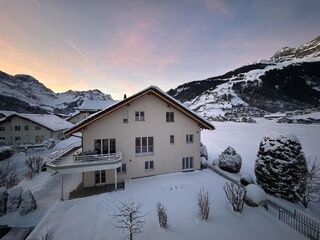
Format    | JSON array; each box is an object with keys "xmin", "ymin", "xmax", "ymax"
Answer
[{"xmin": 0, "ymin": 0, "xmax": 319, "ymax": 99}]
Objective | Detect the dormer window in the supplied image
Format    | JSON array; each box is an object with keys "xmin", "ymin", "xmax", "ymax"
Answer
[{"xmin": 135, "ymin": 111, "xmax": 145, "ymax": 121}]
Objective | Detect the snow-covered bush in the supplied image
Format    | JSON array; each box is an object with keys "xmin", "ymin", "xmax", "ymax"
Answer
[
  {"xmin": 197, "ymin": 188, "xmax": 210, "ymax": 220},
  {"xmin": 200, "ymin": 157, "xmax": 208, "ymax": 168},
  {"xmin": 0, "ymin": 187, "xmax": 8, "ymax": 216},
  {"xmin": 200, "ymin": 143, "xmax": 208, "ymax": 160},
  {"xmin": 6, "ymin": 186, "xmax": 22, "ymax": 213},
  {"xmin": 240, "ymin": 174, "xmax": 254, "ymax": 186},
  {"xmin": 244, "ymin": 184, "xmax": 267, "ymax": 207},
  {"xmin": 218, "ymin": 147, "xmax": 242, "ymax": 173},
  {"xmin": 223, "ymin": 182, "xmax": 246, "ymax": 213},
  {"xmin": 156, "ymin": 202, "xmax": 168, "ymax": 228},
  {"xmin": 254, "ymin": 133, "xmax": 308, "ymax": 206},
  {"xmin": 18, "ymin": 190, "xmax": 37, "ymax": 215}
]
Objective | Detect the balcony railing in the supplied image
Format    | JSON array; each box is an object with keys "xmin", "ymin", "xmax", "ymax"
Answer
[{"xmin": 73, "ymin": 152, "xmax": 122, "ymax": 163}]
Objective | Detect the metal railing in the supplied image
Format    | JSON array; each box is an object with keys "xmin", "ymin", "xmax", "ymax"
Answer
[
  {"xmin": 47, "ymin": 141, "xmax": 81, "ymax": 164},
  {"xmin": 279, "ymin": 208, "xmax": 320, "ymax": 240},
  {"xmin": 73, "ymin": 152, "xmax": 122, "ymax": 163}
]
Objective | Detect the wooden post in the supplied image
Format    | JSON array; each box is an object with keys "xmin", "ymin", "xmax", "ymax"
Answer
[
  {"xmin": 61, "ymin": 174, "xmax": 64, "ymax": 201},
  {"xmin": 114, "ymin": 168, "xmax": 117, "ymax": 190}
]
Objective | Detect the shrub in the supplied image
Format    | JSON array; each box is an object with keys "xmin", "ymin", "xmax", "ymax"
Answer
[
  {"xmin": 25, "ymin": 156, "xmax": 43, "ymax": 177},
  {"xmin": 255, "ymin": 133, "xmax": 308, "ymax": 206},
  {"xmin": 156, "ymin": 202, "xmax": 168, "ymax": 228},
  {"xmin": 218, "ymin": 147, "xmax": 242, "ymax": 173},
  {"xmin": 197, "ymin": 188, "xmax": 210, "ymax": 220},
  {"xmin": 223, "ymin": 182, "xmax": 246, "ymax": 213}
]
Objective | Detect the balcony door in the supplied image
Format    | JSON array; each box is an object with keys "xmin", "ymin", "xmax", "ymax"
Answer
[{"xmin": 94, "ymin": 138, "xmax": 116, "ymax": 154}]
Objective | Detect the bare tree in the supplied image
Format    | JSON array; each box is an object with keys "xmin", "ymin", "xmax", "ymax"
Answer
[
  {"xmin": 223, "ymin": 182, "xmax": 246, "ymax": 213},
  {"xmin": 305, "ymin": 157, "xmax": 320, "ymax": 205},
  {"xmin": 0, "ymin": 159, "xmax": 18, "ymax": 188},
  {"xmin": 112, "ymin": 200, "xmax": 146, "ymax": 240},
  {"xmin": 197, "ymin": 188, "xmax": 210, "ymax": 220},
  {"xmin": 25, "ymin": 156, "xmax": 43, "ymax": 178},
  {"xmin": 156, "ymin": 202, "xmax": 168, "ymax": 228}
]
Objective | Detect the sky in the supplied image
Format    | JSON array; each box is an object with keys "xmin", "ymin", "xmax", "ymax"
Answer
[{"xmin": 0, "ymin": 0, "xmax": 319, "ymax": 99}]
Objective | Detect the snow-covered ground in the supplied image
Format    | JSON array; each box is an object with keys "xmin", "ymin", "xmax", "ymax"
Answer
[
  {"xmin": 202, "ymin": 119, "xmax": 320, "ymax": 176},
  {"xmin": 0, "ymin": 136, "xmax": 82, "ymax": 227},
  {"xmin": 202, "ymin": 119, "xmax": 320, "ymax": 219},
  {"xmin": 28, "ymin": 170, "xmax": 304, "ymax": 240}
]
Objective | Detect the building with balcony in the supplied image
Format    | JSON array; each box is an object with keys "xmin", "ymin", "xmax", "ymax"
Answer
[{"xmin": 47, "ymin": 86, "xmax": 215, "ymax": 195}]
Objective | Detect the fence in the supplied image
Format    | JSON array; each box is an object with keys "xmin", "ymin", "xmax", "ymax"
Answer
[{"xmin": 279, "ymin": 208, "xmax": 320, "ymax": 240}]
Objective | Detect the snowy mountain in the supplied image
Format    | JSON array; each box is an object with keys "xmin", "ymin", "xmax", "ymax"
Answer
[
  {"xmin": 0, "ymin": 71, "xmax": 114, "ymax": 114},
  {"xmin": 168, "ymin": 36, "xmax": 320, "ymax": 120}
]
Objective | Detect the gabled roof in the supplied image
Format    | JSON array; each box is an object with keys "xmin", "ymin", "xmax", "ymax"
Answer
[
  {"xmin": 65, "ymin": 86, "xmax": 215, "ymax": 136},
  {"xmin": 0, "ymin": 113, "xmax": 74, "ymax": 132},
  {"xmin": 78, "ymin": 99, "xmax": 117, "ymax": 111}
]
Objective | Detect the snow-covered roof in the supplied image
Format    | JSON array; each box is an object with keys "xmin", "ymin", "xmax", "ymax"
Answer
[
  {"xmin": 0, "ymin": 113, "xmax": 74, "ymax": 132},
  {"xmin": 66, "ymin": 86, "xmax": 215, "ymax": 135},
  {"xmin": 0, "ymin": 110, "xmax": 17, "ymax": 117},
  {"xmin": 78, "ymin": 100, "xmax": 116, "ymax": 111},
  {"xmin": 290, "ymin": 112, "xmax": 320, "ymax": 120},
  {"xmin": 264, "ymin": 113, "xmax": 287, "ymax": 118}
]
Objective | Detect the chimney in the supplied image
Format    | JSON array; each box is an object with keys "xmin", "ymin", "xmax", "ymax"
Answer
[{"xmin": 123, "ymin": 94, "xmax": 127, "ymax": 100}]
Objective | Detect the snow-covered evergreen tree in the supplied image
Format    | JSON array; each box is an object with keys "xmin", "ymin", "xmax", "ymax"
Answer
[{"xmin": 255, "ymin": 133, "xmax": 308, "ymax": 206}]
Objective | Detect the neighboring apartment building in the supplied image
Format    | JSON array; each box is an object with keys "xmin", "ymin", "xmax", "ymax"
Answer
[
  {"xmin": 67, "ymin": 100, "xmax": 116, "ymax": 124},
  {"xmin": 0, "ymin": 113, "xmax": 73, "ymax": 145},
  {"xmin": 47, "ymin": 86, "xmax": 214, "ymax": 193}
]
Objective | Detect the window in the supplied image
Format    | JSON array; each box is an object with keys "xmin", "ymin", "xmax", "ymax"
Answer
[
  {"xmin": 35, "ymin": 126, "xmax": 41, "ymax": 130},
  {"xmin": 0, "ymin": 127, "xmax": 4, "ymax": 131},
  {"xmin": 24, "ymin": 126, "xmax": 29, "ymax": 131},
  {"xmin": 135, "ymin": 111, "xmax": 145, "ymax": 121},
  {"xmin": 95, "ymin": 170, "xmax": 106, "ymax": 184},
  {"xmin": 0, "ymin": 137, "xmax": 5, "ymax": 140},
  {"xmin": 15, "ymin": 136, "xmax": 21, "ymax": 141},
  {"xmin": 166, "ymin": 112, "xmax": 174, "ymax": 122},
  {"xmin": 35, "ymin": 135, "xmax": 44, "ymax": 143},
  {"xmin": 94, "ymin": 139, "xmax": 102, "ymax": 154},
  {"xmin": 170, "ymin": 135, "xmax": 174, "ymax": 144},
  {"xmin": 186, "ymin": 134, "xmax": 194, "ymax": 143},
  {"xmin": 95, "ymin": 139, "xmax": 116, "ymax": 154},
  {"xmin": 135, "ymin": 137, "xmax": 153, "ymax": 155},
  {"xmin": 145, "ymin": 161, "xmax": 154, "ymax": 171},
  {"xmin": 117, "ymin": 163, "xmax": 127, "ymax": 173},
  {"xmin": 182, "ymin": 157, "xmax": 194, "ymax": 170},
  {"xmin": 14, "ymin": 126, "xmax": 20, "ymax": 131},
  {"xmin": 123, "ymin": 110, "xmax": 129, "ymax": 123}
]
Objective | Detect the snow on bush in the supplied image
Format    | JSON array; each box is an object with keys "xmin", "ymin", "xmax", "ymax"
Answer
[
  {"xmin": 223, "ymin": 182, "xmax": 246, "ymax": 213},
  {"xmin": 200, "ymin": 143, "xmax": 208, "ymax": 160},
  {"xmin": 244, "ymin": 184, "xmax": 267, "ymax": 207},
  {"xmin": 240, "ymin": 174, "xmax": 254, "ymax": 186},
  {"xmin": 218, "ymin": 147, "xmax": 242, "ymax": 173},
  {"xmin": 197, "ymin": 188, "xmax": 210, "ymax": 221},
  {"xmin": 0, "ymin": 187, "xmax": 8, "ymax": 216},
  {"xmin": 18, "ymin": 189, "xmax": 37, "ymax": 215},
  {"xmin": 156, "ymin": 202, "xmax": 168, "ymax": 228},
  {"xmin": 255, "ymin": 133, "xmax": 308, "ymax": 206},
  {"xmin": 6, "ymin": 186, "xmax": 23, "ymax": 213},
  {"xmin": 200, "ymin": 157, "xmax": 208, "ymax": 168}
]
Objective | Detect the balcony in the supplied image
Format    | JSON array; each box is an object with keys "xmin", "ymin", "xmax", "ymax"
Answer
[{"xmin": 46, "ymin": 152, "xmax": 123, "ymax": 174}]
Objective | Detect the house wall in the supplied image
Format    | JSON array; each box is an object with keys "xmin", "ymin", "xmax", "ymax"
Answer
[
  {"xmin": 0, "ymin": 116, "xmax": 59, "ymax": 145},
  {"xmin": 68, "ymin": 112, "xmax": 91, "ymax": 124},
  {"xmin": 82, "ymin": 93, "xmax": 201, "ymax": 187}
]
